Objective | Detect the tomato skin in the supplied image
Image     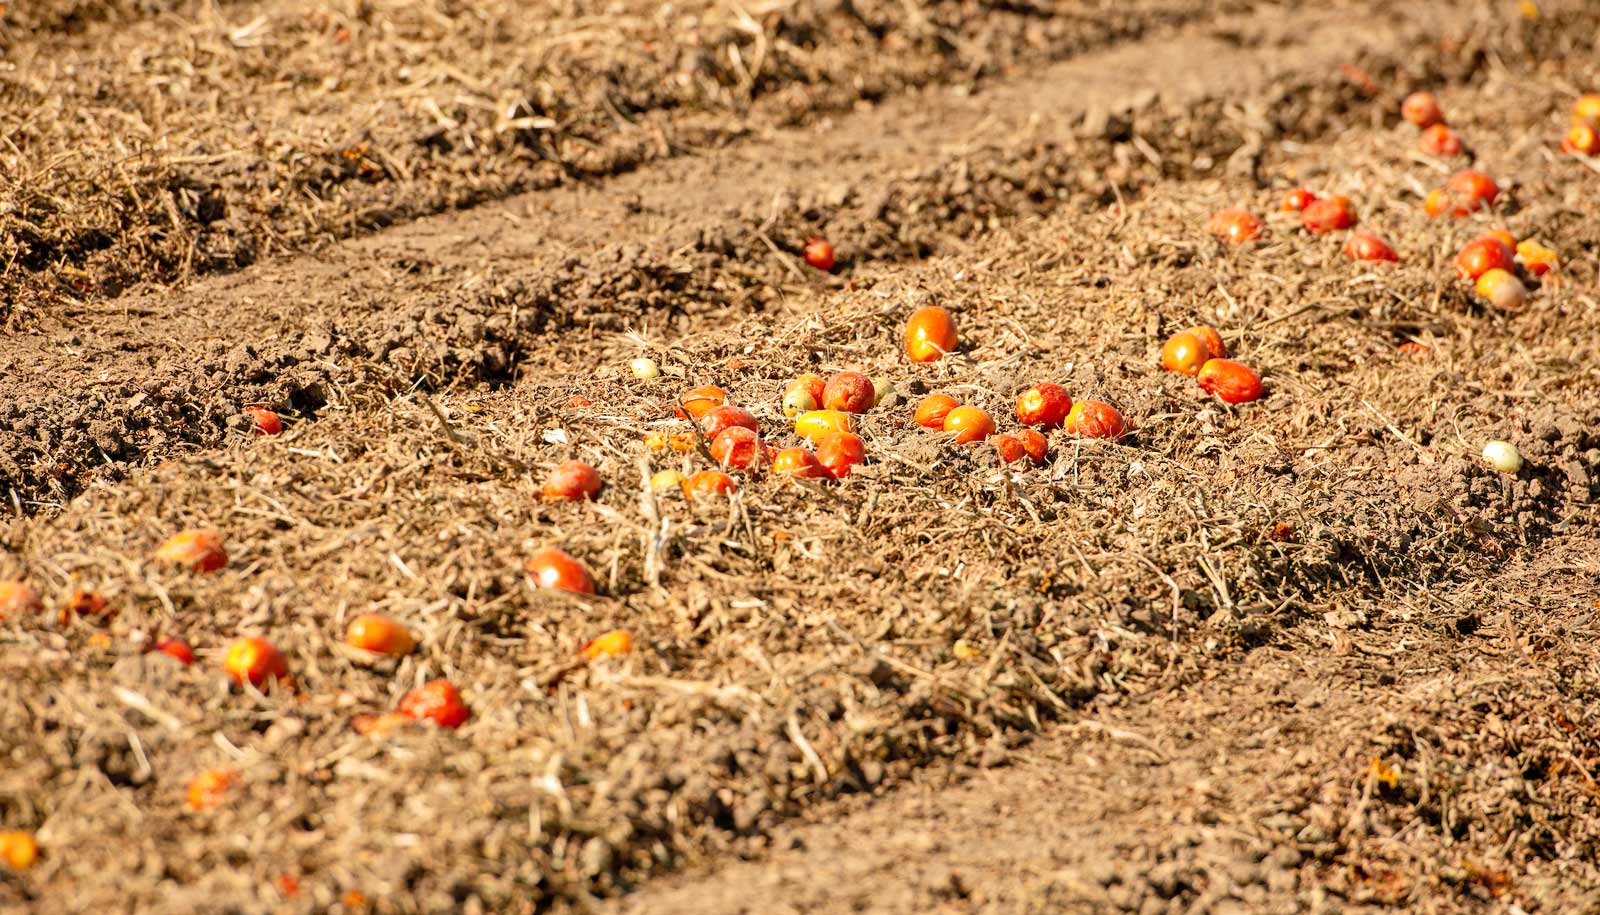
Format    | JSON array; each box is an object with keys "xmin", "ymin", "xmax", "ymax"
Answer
[
  {"xmin": 1280, "ymin": 188, "xmax": 1318, "ymax": 212},
  {"xmin": 526, "ymin": 547, "xmax": 595, "ymax": 595},
  {"xmin": 815, "ymin": 432, "xmax": 866, "ymax": 479},
  {"xmin": 699, "ymin": 405, "xmax": 759, "ymax": 440},
  {"xmin": 1014, "ymin": 383, "xmax": 1072, "ymax": 429},
  {"xmin": 346, "ymin": 614, "xmax": 416, "ymax": 657},
  {"xmin": 941, "ymin": 406, "xmax": 996, "ymax": 444},
  {"xmin": 710, "ymin": 426, "xmax": 764, "ymax": 469},
  {"xmin": 1064, "ymin": 401, "xmax": 1126, "ymax": 439},
  {"xmin": 245, "ymin": 407, "xmax": 283, "ymax": 435},
  {"xmin": 771, "ymin": 447, "xmax": 828, "ymax": 479},
  {"xmin": 155, "ymin": 529, "xmax": 228, "ymax": 573},
  {"xmin": 685, "ymin": 470, "xmax": 738, "ymax": 499},
  {"xmin": 1016, "ymin": 428, "xmax": 1049, "ymax": 464},
  {"xmin": 1207, "ymin": 209, "xmax": 1263, "ymax": 244},
  {"xmin": 224, "ymin": 636, "xmax": 289, "ymax": 688},
  {"xmin": 914, "ymin": 394, "xmax": 959, "ymax": 429},
  {"xmin": 903, "ymin": 306, "xmax": 958, "ymax": 363},
  {"xmin": 803, "ymin": 238, "xmax": 835, "ymax": 271},
  {"xmin": 1455, "ymin": 237, "xmax": 1515, "ymax": 280},
  {"xmin": 1419, "ymin": 124, "xmax": 1463, "ymax": 156},
  {"xmin": 1343, "ymin": 233, "xmax": 1399, "ymax": 262},
  {"xmin": 398, "ymin": 679, "xmax": 471, "ymax": 729},
  {"xmin": 1402, "ymin": 91, "xmax": 1444, "ymax": 128},
  {"xmin": 1160, "ymin": 332, "xmax": 1210, "ymax": 376},
  {"xmin": 542, "ymin": 460, "xmax": 601, "ymax": 501},
  {"xmin": 1516, "ymin": 239, "xmax": 1558, "ymax": 276},
  {"xmin": 674, "ymin": 385, "xmax": 727, "ymax": 419},
  {"xmin": 1196, "ymin": 359, "xmax": 1264, "ymax": 405},
  {"xmin": 823, "ymin": 372, "xmax": 875, "ymax": 413},
  {"xmin": 1301, "ymin": 196, "xmax": 1356, "ymax": 234}
]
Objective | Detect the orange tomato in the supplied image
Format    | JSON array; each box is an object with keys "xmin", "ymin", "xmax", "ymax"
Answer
[
  {"xmin": 914, "ymin": 394, "xmax": 959, "ymax": 429},
  {"xmin": 1423, "ymin": 189, "xmax": 1450, "ymax": 218},
  {"xmin": 1160, "ymin": 332, "xmax": 1210, "ymax": 376},
  {"xmin": 903, "ymin": 306, "xmax": 958, "ymax": 363},
  {"xmin": 1207, "ymin": 208, "xmax": 1263, "ymax": 244},
  {"xmin": 770, "ymin": 447, "xmax": 828, "ymax": 479},
  {"xmin": 582, "ymin": 629, "xmax": 634, "ymax": 661},
  {"xmin": 542, "ymin": 460, "xmax": 601, "ymax": 501},
  {"xmin": 1484, "ymin": 229, "xmax": 1517, "ymax": 250},
  {"xmin": 1301, "ymin": 196, "xmax": 1356, "ymax": 234},
  {"xmin": 1444, "ymin": 170, "xmax": 1499, "ymax": 214},
  {"xmin": 699, "ymin": 404, "xmax": 759, "ymax": 439},
  {"xmin": 942, "ymin": 406, "xmax": 995, "ymax": 444},
  {"xmin": 710, "ymin": 427, "xmax": 764, "ymax": 469},
  {"xmin": 802, "ymin": 237, "xmax": 835, "ymax": 271},
  {"xmin": 1419, "ymin": 124, "xmax": 1462, "ymax": 156},
  {"xmin": 684, "ymin": 469, "xmax": 738, "ymax": 499},
  {"xmin": 1515, "ymin": 239, "xmax": 1559, "ymax": 276},
  {"xmin": 1401, "ymin": 91, "xmax": 1444, "ymax": 128},
  {"xmin": 1187, "ymin": 325, "xmax": 1227, "ymax": 359},
  {"xmin": 0, "ymin": 580, "xmax": 42, "ymax": 619},
  {"xmin": 1561, "ymin": 122, "xmax": 1599, "ymax": 156},
  {"xmin": 186, "ymin": 768, "xmax": 237, "ymax": 811},
  {"xmin": 1280, "ymin": 188, "xmax": 1318, "ymax": 212},
  {"xmin": 990, "ymin": 434, "xmax": 1027, "ymax": 464},
  {"xmin": 155, "ymin": 528, "xmax": 228, "ymax": 573},
  {"xmin": 0, "ymin": 831, "xmax": 38, "ymax": 870},
  {"xmin": 1064, "ymin": 401, "xmax": 1126, "ymax": 439},
  {"xmin": 398, "ymin": 679, "xmax": 471, "ymax": 729},
  {"xmin": 154, "ymin": 638, "xmax": 195, "ymax": 665},
  {"xmin": 793, "ymin": 409, "xmax": 854, "ymax": 443},
  {"xmin": 674, "ymin": 385, "xmax": 727, "ymax": 420},
  {"xmin": 274, "ymin": 875, "xmax": 302, "ymax": 898},
  {"xmin": 1014, "ymin": 383, "xmax": 1072, "ymax": 428},
  {"xmin": 526, "ymin": 548, "xmax": 595, "ymax": 594},
  {"xmin": 224, "ymin": 636, "xmax": 288, "ymax": 688},
  {"xmin": 1196, "ymin": 359, "xmax": 1263, "ymax": 405},
  {"xmin": 345, "ymin": 614, "xmax": 416, "ymax": 657},
  {"xmin": 352, "ymin": 713, "xmax": 413, "ymax": 737},
  {"xmin": 1343, "ymin": 233, "xmax": 1399, "ymax": 262},
  {"xmin": 1455, "ymin": 237, "xmax": 1515, "ymax": 280},
  {"xmin": 782, "ymin": 375, "xmax": 825, "ymax": 417},
  {"xmin": 1475, "ymin": 268, "xmax": 1527, "ymax": 311},
  {"xmin": 815, "ymin": 432, "xmax": 866, "ymax": 479},
  {"xmin": 791, "ymin": 374, "xmax": 826, "ymax": 404},
  {"xmin": 1574, "ymin": 94, "xmax": 1600, "ymax": 129},
  {"xmin": 1016, "ymin": 428, "xmax": 1048, "ymax": 465},
  {"xmin": 245, "ymin": 406, "xmax": 283, "ymax": 436},
  {"xmin": 822, "ymin": 372, "xmax": 875, "ymax": 413},
  {"xmin": 1397, "ymin": 341, "xmax": 1429, "ymax": 357}
]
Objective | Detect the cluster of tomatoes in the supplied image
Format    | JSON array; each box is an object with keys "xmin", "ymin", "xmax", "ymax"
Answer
[{"xmin": 1560, "ymin": 93, "xmax": 1600, "ymax": 157}]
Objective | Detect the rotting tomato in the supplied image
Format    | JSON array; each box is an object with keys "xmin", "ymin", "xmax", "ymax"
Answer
[
  {"xmin": 186, "ymin": 768, "xmax": 237, "ymax": 812},
  {"xmin": 941, "ymin": 406, "xmax": 995, "ymax": 444},
  {"xmin": 699, "ymin": 404, "xmax": 759, "ymax": 440},
  {"xmin": 1444, "ymin": 170, "xmax": 1499, "ymax": 214},
  {"xmin": 1207, "ymin": 209, "xmax": 1263, "ymax": 244},
  {"xmin": 0, "ymin": 580, "xmax": 42, "ymax": 619},
  {"xmin": 822, "ymin": 372, "xmax": 875, "ymax": 414},
  {"xmin": 155, "ymin": 529, "xmax": 228, "ymax": 573},
  {"xmin": 1561, "ymin": 122, "xmax": 1599, "ymax": 156},
  {"xmin": 903, "ymin": 306, "xmax": 958, "ymax": 363},
  {"xmin": 793, "ymin": 409, "xmax": 853, "ymax": 443},
  {"xmin": 60, "ymin": 589, "xmax": 112, "ymax": 625},
  {"xmin": 771, "ymin": 447, "xmax": 828, "ymax": 479},
  {"xmin": 1516, "ymin": 239, "xmax": 1559, "ymax": 276},
  {"xmin": 815, "ymin": 431, "xmax": 866, "ymax": 479},
  {"xmin": 1402, "ymin": 91, "xmax": 1444, "ymax": 128},
  {"xmin": 1196, "ymin": 359, "xmax": 1264, "ymax": 405},
  {"xmin": 1419, "ymin": 123, "xmax": 1463, "ymax": 156},
  {"xmin": 1301, "ymin": 195, "xmax": 1356, "ymax": 234},
  {"xmin": 345, "ymin": 614, "xmax": 416, "ymax": 657},
  {"xmin": 1475, "ymin": 268, "xmax": 1527, "ymax": 311},
  {"xmin": 914, "ymin": 394, "xmax": 959, "ymax": 429},
  {"xmin": 398, "ymin": 679, "xmax": 471, "ymax": 729},
  {"xmin": 581, "ymin": 629, "xmax": 633, "ymax": 661},
  {"xmin": 1064, "ymin": 401, "xmax": 1126, "ymax": 439},
  {"xmin": 674, "ymin": 385, "xmax": 727, "ymax": 420},
  {"xmin": 542, "ymin": 460, "xmax": 601, "ymax": 501},
  {"xmin": 684, "ymin": 469, "xmax": 738, "ymax": 499},
  {"xmin": 526, "ymin": 547, "xmax": 595, "ymax": 595},
  {"xmin": 224, "ymin": 636, "xmax": 289, "ymax": 689},
  {"xmin": 1573, "ymin": 94, "xmax": 1600, "ymax": 129},
  {"xmin": 1280, "ymin": 187, "xmax": 1318, "ymax": 212},
  {"xmin": 990, "ymin": 434, "xmax": 1027, "ymax": 464},
  {"xmin": 803, "ymin": 237, "xmax": 835, "ymax": 271},
  {"xmin": 710, "ymin": 426, "xmax": 764, "ymax": 469},
  {"xmin": 1016, "ymin": 428, "xmax": 1049, "ymax": 465},
  {"xmin": 1014, "ymin": 383, "xmax": 1072, "ymax": 429},
  {"xmin": 154, "ymin": 638, "xmax": 195, "ymax": 665},
  {"xmin": 245, "ymin": 406, "xmax": 283, "ymax": 436},
  {"xmin": 1160, "ymin": 332, "xmax": 1210, "ymax": 376},
  {"xmin": 1187, "ymin": 325, "xmax": 1227, "ymax": 359},
  {"xmin": 1343, "ymin": 232, "xmax": 1399, "ymax": 262},
  {"xmin": 1455, "ymin": 237, "xmax": 1515, "ymax": 281}
]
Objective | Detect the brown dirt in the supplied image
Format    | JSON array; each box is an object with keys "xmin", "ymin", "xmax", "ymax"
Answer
[{"xmin": 2, "ymin": 0, "xmax": 1600, "ymax": 913}]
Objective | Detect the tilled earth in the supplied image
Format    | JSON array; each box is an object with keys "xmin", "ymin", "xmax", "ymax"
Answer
[{"xmin": 2, "ymin": 1, "xmax": 1599, "ymax": 913}]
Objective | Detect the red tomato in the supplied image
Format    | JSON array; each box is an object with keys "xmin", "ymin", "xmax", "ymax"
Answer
[
  {"xmin": 822, "ymin": 372, "xmax": 875, "ymax": 413},
  {"xmin": 1343, "ymin": 233, "xmax": 1399, "ymax": 262},
  {"xmin": 1454, "ymin": 237, "xmax": 1515, "ymax": 280},
  {"xmin": 224, "ymin": 636, "xmax": 288, "ymax": 688},
  {"xmin": 942, "ymin": 406, "xmax": 995, "ymax": 444},
  {"xmin": 1280, "ymin": 188, "xmax": 1318, "ymax": 212},
  {"xmin": 1419, "ymin": 124, "xmax": 1463, "ymax": 157},
  {"xmin": 684, "ymin": 470, "xmax": 737, "ymax": 499},
  {"xmin": 699, "ymin": 405, "xmax": 759, "ymax": 440},
  {"xmin": 770, "ymin": 447, "xmax": 828, "ymax": 479},
  {"xmin": 904, "ymin": 306, "xmax": 958, "ymax": 363},
  {"xmin": 1561, "ymin": 123, "xmax": 1599, "ymax": 156},
  {"xmin": 1207, "ymin": 209, "xmax": 1264, "ymax": 244},
  {"xmin": 815, "ymin": 432, "xmax": 866, "ymax": 479},
  {"xmin": 1016, "ymin": 428, "xmax": 1048, "ymax": 465},
  {"xmin": 526, "ymin": 547, "xmax": 595, "ymax": 594},
  {"xmin": 1063, "ymin": 401, "xmax": 1126, "ymax": 439},
  {"xmin": 245, "ymin": 406, "xmax": 282, "ymax": 436},
  {"xmin": 1401, "ymin": 91, "xmax": 1444, "ymax": 128},
  {"xmin": 803, "ymin": 238, "xmax": 835, "ymax": 271},
  {"xmin": 1196, "ymin": 359, "xmax": 1263, "ymax": 405},
  {"xmin": 542, "ymin": 460, "xmax": 601, "ymax": 501},
  {"xmin": 1443, "ymin": 170, "xmax": 1499, "ymax": 214},
  {"xmin": 154, "ymin": 638, "xmax": 195, "ymax": 665},
  {"xmin": 1014, "ymin": 383, "xmax": 1072, "ymax": 429},
  {"xmin": 1301, "ymin": 196, "xmax": 1356, "ymax": 234},
  {"xmin": 710, "ymin": 426, "xmax": 764, "ymax": 469},
  {"xmin": 398, "ymin": 679, "xmax": 471, "ymax": 729},
  {"xmin": 914, "ymin": 394, "xmax": 959, "ymax": 429},
  {"xmin": 1160, "ymin": 332, "xmax": 1210, "ymax": 376},
  {"xmin": 674, "ymin": 385, "xmax": 727, "ymax": 419}
]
